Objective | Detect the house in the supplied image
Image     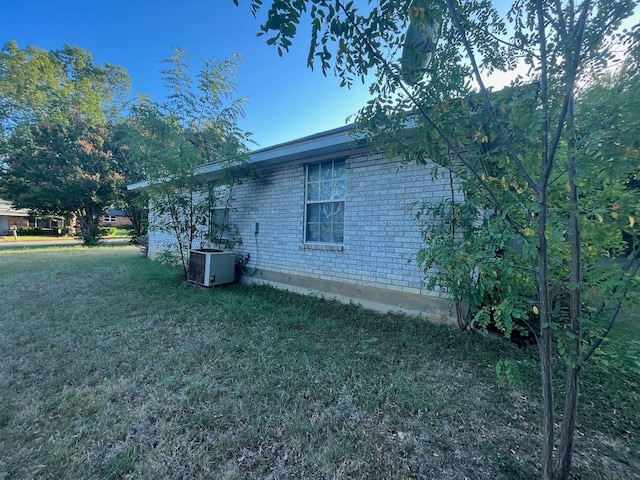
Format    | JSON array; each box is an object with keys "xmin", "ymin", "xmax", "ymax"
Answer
[
  {"xmin": 99, "ymin": 208, "xmax": 133, "ymax": 228},
  {"xmin": 132, "ymin": 125, "xmax": 462, "ymax": 324},
  {"xmin": 0, "ymin": 200, "xmax": 30, "ymax": 235},
  {"xmin": 0, "ymin": 200, "xmax": 75, "ymax": 235}
]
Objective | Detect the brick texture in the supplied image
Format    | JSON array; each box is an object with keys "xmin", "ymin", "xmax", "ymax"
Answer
[{"xmin": 148, "ymin": 151, "xmax": 461, "ymax": 298}]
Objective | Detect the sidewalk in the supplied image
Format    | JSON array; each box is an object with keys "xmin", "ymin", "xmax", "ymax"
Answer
[{"xmin": 0, "ymin": 237, "xmax": 131, "ymax": 249}]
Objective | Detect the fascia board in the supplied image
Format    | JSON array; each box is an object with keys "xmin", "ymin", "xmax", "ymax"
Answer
[{"xmin": 128, "ymin": 124, "xmax": 366, "ymax": 190}]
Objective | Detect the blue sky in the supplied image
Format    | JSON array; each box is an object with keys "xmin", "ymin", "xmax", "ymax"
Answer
[
  {"xmin": 4, "ymin": 1, "xmax": 638, "ymax": 148},
  {"xmin": 4, "ymin": 0, "xmax": 371, "ymax": 148}
]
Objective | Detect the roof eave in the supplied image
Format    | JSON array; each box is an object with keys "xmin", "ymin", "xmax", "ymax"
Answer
[{"xmin": 129, "ymin": 124, "xmax": 366, "ymax": 190}]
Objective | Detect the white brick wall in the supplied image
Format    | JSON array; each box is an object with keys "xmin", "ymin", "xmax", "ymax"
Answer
[
  {"xmin": 147, "ymin": 195, "xmax": 210, "ymax": 260},
  {"xmin": 148, "ymin": 151, "xmax": 462, "ymax": 298}
]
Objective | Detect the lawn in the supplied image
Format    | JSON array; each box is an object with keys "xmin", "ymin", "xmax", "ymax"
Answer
[
  {"xmin": 0, "ymin": 235, "xmax": 79, "ymax": 242},
  {"xmin": 1, "ymin": 228, "xmax": 131, "ymax": 242},
  {"xmin": 0, "ymin": 247, "xmax": 638, "ymax": 479}
]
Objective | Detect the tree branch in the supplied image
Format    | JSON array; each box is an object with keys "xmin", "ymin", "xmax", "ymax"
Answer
[
  {"xmin": 444, "ymin": 0, "xmax": 540, "ymax": 195},
  {"xmin": 546, "ymin": 1, "xmax": 591, "ymax": 174},
  {"xmin": 336, "ymin": 1, "xmax": 524, "ymax": 233},
  {"xmin": 553, "ymin": 0, "xmax": 568, "ymax": 35},
  {"xmin": 582, "ymin": 258, "xmax": 640, "ymax": 365}
]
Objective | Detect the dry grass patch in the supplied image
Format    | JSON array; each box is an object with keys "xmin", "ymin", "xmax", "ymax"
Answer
[{"xmin": 0, "ymin": 247, "xmax": 638, "ymax": 479}]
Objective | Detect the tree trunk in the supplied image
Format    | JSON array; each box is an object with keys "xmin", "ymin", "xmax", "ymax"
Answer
[
  {"xmin": 533, "ymin": 1, "xmax": 557, "ymax": 475},
  {"xmin": 538, "ymin": 192, "xmax": 555, "ymax": 480},
  {"xmin": 557, "ymin": 365, "xmax": 579, "ymax": 479},
  {"xmin": 556, "ymin": 94, "xmax": 582, "ymax": 480},
  {"xmin": 77, "ymin": 209, "xmax": 101, "ymax": 246}
]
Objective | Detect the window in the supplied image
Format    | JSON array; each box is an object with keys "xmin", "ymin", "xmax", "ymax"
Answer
[
  {"xmin": 209, "ymin": 207, "xmax": 229, "ymax": 238},
  {"xmin": 209, "ymin": 206, "xmax": 240, "ymax": 249},
  {"xmin": 102, "ymin": 215, "xmax": 117, "ymax": 223},
  {"xmin": 35, "ymin": 218, "xmax": 59, "ymax": 229},
  {"xmin": 305, "ymin": 160, "xmax": 346, "ymax": 244}
]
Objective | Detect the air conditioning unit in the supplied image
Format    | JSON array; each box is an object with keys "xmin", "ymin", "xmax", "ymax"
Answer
[{"xmin": 187, "ymin": 249, "xmax": 236, "ymax": 287}]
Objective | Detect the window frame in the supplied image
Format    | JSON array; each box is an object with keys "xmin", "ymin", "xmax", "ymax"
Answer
[
  {"xmin": 209, "ymin": 206, "xmax": 230, "ymax": 240},
  {"xmin": 304, "ymin": 159, "xmax": 346, "ymax": 246}
]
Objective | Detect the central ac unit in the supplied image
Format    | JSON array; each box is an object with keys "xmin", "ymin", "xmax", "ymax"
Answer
[{"xmin": 187, "ymin": 249, "xmax": 236, "ymax": 287}]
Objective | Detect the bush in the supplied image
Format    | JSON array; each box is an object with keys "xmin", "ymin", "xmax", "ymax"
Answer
[
  {"xmin": 156, "ymin": 249, "xmax": 181, "ymax": 268},
  {"xmin": 100, "ymin": 227, "xmax": 117, "ymax": 237},
  {"xmin": 17, "ymin": 227, "xmax": 44, "ymax": 236}
]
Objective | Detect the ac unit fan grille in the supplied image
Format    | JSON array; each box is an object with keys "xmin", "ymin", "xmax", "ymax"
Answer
[{"xmin": 187, "ymin": 251, "xmax": 207, "ymax": 284}]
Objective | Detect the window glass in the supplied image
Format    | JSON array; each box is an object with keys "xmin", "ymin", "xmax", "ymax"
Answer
[
  {"xmin": 307, "ymin": 181, "xmax": 319, "ymax": 201},
  {"xmin": 210, "ymin": 208, "xmax": 228, "ymax": 236},
  {"xmin": 305, "ymin": 160, "xmax": 345, "ymax": 245},
  {"xmin": 308, "ymin": 164, "xmax": 320, "ymax": 183}
]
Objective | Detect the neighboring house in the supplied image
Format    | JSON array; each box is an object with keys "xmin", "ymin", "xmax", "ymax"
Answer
[
  {"xmin": 0, "ymin": 200, "xmax": 30, "ymax": 235},
  {"xmin": 99, "ymin": 208, "xmax": 133, "ymax": 228},
  {"xmin": 131, "ymin": 125, "xmax": 462, "ymax": 324},
  {"xmin": 1, "ymin": 200, "xmax": 74, "ymax": 235}
]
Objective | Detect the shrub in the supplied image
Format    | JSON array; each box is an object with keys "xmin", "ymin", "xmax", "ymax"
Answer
[
  {"xmin": 100, "ymin": 227, "xmax": 117, "ymax": 237},
  {"xmin": 17, "ymin": 227, "xmax": 44, "ymax": 236},
  {"xmin": 156, "ymin": 249, "xmax": 181, "ymax": 269}
]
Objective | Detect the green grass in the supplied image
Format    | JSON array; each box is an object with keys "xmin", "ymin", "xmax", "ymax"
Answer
[
  {"xmin": 0, "ymin": 235, "xmax": 78, "ymax": 241},
  {"xmin": 1, "ymin": 229, "xmax": 130, "ymax": 242},
  {"xmin": 0, "ymin": 247, "xmax": 638, "ymax": 479}
]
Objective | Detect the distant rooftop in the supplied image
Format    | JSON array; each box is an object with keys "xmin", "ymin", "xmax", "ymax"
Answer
[{"xmin": 0, "ymin": 200, "xmax": 30, "ymax": 216}]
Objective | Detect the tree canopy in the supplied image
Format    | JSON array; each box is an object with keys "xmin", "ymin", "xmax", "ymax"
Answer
[
  {"xmin": 0, "ymin": 42, "xmax": 131, "ymax": 244},
  {"xmin": 1, "ymin": 119, "xmax": 124, "ymax": 244},
  {"xmin": 0, "ymin": 41, "xmax": 130, "ymax": 132}
]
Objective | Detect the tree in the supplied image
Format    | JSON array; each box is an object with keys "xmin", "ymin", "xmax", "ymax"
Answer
[
  {"xmin": 0, "ymin": 42, "xmax": 131, "ymax": 244},
  {"xmin": 0, "ymin": 41, "xmax": 130, "ymax": 131},
  {"xmin": 239, "ymin": 1, "xmax": 639, "ymax": 478},
  {"xmin": 1, "ymin": 119, "xmax": 124, "ymax": 244},
  {"xmin": 126, "ymin": 49, "xmax": 251, "ymax": 278},
  {"xmin": 107, "ymin": 121, "xmax": 150, "ymax": 244}
]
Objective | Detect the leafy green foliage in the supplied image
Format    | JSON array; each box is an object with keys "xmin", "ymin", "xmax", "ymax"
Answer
[
  {"xmin": 0, "ymin": 42, "xmax": 131, "ymax": 245},
  {"xmin": 0, "ymin": 41, "xmax": 130, "ymax": 132},
  {"xmin": 1, "ymin": 119, "xmax": 124, "ymax": 245},
  {"xmin": 16, "ymin": 227, "xmax": 44, "ymax": 236},
  {"xmin": 100, "ymin": 227, "xmax": 118, "ymax": 237},
  {"xmin": 106, "ymin": 122, "xmax": 149, "ymax": 241},
  {"xmin": 495, "ymin": 358, "xmax": 524, "ymax": 387},
  {"xmin": 125, "ymin": 49, "xmax": 252, "ymax": 277}
]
